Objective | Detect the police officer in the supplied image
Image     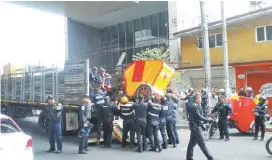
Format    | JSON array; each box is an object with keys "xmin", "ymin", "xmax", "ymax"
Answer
[
  {"xmin": 132, "ymin": 94, "xmax": 148, "ymax": 153},
  {"xmin": 201, "ymin": 88, "xmax": 209, "ymax": 117},
  {"xmin": 211, "ymin": 95, "xmax": 232, "ymax": 141},
  {"xmin": 165, "ymin": 93, "xmax": 177, "ymax": 147},
  {"xmin": 186, "ymin": 94, "xmax": 215, "ymax": 160},
  {"xmin": 160, "ymin": 97, "xmax": 168, "ymax": 149},
  {"xmin": 90, "ymin": 86, "xmax": 107, "ymax": 145},
  {"xmin": 119, "ymin": 96, "xmax": 136, "ymax": 148},
  {"xmin": 78, "ymin": 94, "xmax": 93, "ymax": 154},
  {"xmin": 147, "ymin": 97, "xmax": 162, "ymax": 152},
  {"xmin": 45, "ymin": 95, "xmax": 63, "ymax": 154},
  {"xmin": 180, "ymin": 88, "xmax": 195, "ymax": 108},
  {"xmin": 171, "ymin": 94, "xmax": 180, "ymax": 144},
  {"xmin": 253, "ymin": 95, "xmax": 267, "ymax": 141},
  {"xmin": 101, "ymin": 96, "xmax": 118, "ymax": 147}
]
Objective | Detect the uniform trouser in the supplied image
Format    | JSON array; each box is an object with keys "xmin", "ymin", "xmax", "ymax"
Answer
[
  {"xmin": 78, "ymin": 128, "xmax": 91, "ymax": 152},
  {"xmin": 159, "ymin": 118, "xmax": 168, "ymax": 147},
  {"xmin": 255, "ymin": 116, "xmax": 265, "ymax": 138},
  {"xmin": 147, "ymin": 120, "xmax": 161, "ymax": 150},
  {"xmin": 186, "ymin": 122, "xmax": 214, "ymax": 160},
  {"xmin": 122, "ymin": 119, "xmax": 135, "ymax": 146},
  {"xmin": 79, "ymin": 135, "xmax": 88, "ymax": 152},
  {"xmin": 47, "ymin": 122, "xmax": 62, "ymax": 151},
  {"xmin": 135, "ymin": 118, "xmax": 147, "ymax": 151},
  {"xmin": 96, "ymin": 106, "xmax": 103, "ymax": 141},
  {"xmin": 166, "ymin": 118, "xmax": 177, "ymax": 145},
  {"xmin": 102, "ymin": 117, "xmax": 114, "ymax": 146},
  {"xmin": 218, "ymin": 119, "xmax": 229, "ymax": 139}
]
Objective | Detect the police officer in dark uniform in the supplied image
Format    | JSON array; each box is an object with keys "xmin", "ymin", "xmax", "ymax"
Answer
[
  {"xmin": 101, "ymin": 96, "xmax": 118, "ymax": 147},
  {"xmin": 132, "ymin": 94, "xmax": 148, "ymax": 153},
  {"xmin": 45, "ymin": 95, "xmax": 63, "ymax": 154},
  {"xmin": 181, "ymin": 88, "xmax": 195, "ymax": 109},
  {"xmin": 119, "ymin": 96, "xmax": 136, "ymax": 148},
  {"xmin": 253, "ymin": 95, "xmax": 267, "ymax": 141},
  {"xmin": 90, "ymin": 86, "xmax": 107, "ymax": 145},
  {"xmin": 211, "ymin": 95, "xmax": 232, "ymax": 141},
  {"xmin": 78, "ymin": 94, "xmax": 93, "ymax": 154},
  {"xmin": 147, "ymin": 97, "xmax": 162, "ymax": 152},
  {"xmin": 201, "ymin": 88, "xmax": 209, "ymax": 117},
  {"xmin": 160, "ymin": 97, "xmax": 168, "ymax": 149},
  {"xmin": 165, "ymin": 93, "xmax": 177, "ymax": 148},
  {"xmin": 186, "ymin": 94, "xmax": 214, "ymax": 160}
]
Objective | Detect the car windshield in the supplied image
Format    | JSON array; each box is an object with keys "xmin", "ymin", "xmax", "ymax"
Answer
[{"xmin": 0, "ymin": 119, "xmax": 21, "ymax": 133}]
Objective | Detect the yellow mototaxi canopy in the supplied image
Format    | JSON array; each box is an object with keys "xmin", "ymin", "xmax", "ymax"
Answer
[{"xmin": 123, "ymin": 60, "xmax": 176, "ymax": 97}]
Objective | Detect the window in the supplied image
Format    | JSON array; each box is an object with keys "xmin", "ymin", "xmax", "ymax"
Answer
[
  {"xmin": 0, "ymin": 119, "xmax": 21, "ymax": 133},
  {"xmin": 197, "ymin": 33, "xmax": 223, "ymax": 49},
  {"xmin": 256, "ymin": 25, "xmax": 272, "ymax": 42}
]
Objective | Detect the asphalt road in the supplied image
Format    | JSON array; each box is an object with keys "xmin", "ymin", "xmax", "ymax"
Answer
[{"xmin": 15, "ymin": 117, "xmax": 272, "ymax": 160}]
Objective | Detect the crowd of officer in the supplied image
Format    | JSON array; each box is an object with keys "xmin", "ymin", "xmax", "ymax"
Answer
[
  {"xmin": 40, "ymin": 84, "xmax": 269, "ymax": 158},
  {"xmin": 119, "ymin": 93, "xmax": 180, "ymax": 153}
]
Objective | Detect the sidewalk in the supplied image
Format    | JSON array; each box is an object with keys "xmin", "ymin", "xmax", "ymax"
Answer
[{"xmin": 176, "ymin": 119, "xmax": 189, "ymax": 130}]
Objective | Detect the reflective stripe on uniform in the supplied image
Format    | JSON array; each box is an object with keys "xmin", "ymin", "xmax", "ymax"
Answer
[
  {"xmin": 121, "ymin": 110, "xmax": 135, "ymax": 116},
  {"xmin": 97, "ymin": 100, "xmax": 105, "ymax": 104},
  {"xmin": 148, "ymin": 112, "xmax": 159, "ymax": 117}
]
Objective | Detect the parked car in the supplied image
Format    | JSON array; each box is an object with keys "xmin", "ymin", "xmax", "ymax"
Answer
[{"xmin": 0, "ymin": 114, "xmax": 33, "ymax": 160}]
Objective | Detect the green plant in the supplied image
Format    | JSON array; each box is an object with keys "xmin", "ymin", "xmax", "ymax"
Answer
[{"xmin": 132, "ymin": 47, "xmax": 170, "ymax": 62}]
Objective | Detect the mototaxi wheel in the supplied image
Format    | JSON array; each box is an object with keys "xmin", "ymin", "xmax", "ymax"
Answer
[
  {"xmin": 203, "ymin": 123, "xmax": 211, "ymax": 141},
  {"xmin": 265, "ymin": 136, "xmax": 272, "ymax": 155}
]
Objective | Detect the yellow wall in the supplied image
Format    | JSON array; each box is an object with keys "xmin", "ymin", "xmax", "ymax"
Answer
[{"xmin": 181, "ymin": 17, "xmax": 272, "ymax": 67}]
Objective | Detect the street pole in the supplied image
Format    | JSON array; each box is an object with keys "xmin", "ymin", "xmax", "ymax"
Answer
[
  {"xmin": 200, "ymin": 1, "xmax": 212, "ymax": 110},
  {"xmin": 221, "ymin": 1, "xmax": 230, "ymax": 96}
]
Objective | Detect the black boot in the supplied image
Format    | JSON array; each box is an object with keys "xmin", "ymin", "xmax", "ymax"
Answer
[{"xmin": 253, "ymin": 137, "xmax": 258, "ymax": 140}]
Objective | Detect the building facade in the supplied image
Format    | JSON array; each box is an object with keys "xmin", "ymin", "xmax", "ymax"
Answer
[{"xmin": 174, "ymin": 6, "xmax": 272, "ymax": 110}]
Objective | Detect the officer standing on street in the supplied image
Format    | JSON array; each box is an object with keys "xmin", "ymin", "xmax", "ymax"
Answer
[
  {"xmin": 101, "ymin": 96, "xmax": 118, "ymax": 148},
  {"xmin": 165, "ymin": 93, "xmax": 177, "ymax": 148},
  {"xmin": 133, "ymin": 94, "xmax": 148, "ymax": 153},
  {"xmin": 201, "ymin": 88, "xmax": 209, "ymax": 117},
  {"xmin": 186, "ymin": 94, "xmax": 215, "ymax": 160},
  {"xmin": 147, "ymin": 97, "xmax": 162, "ymax": 152},
  {"xmin": 253, "ymin": 95, "xmax": 267, "ymax": 141},
  {"xmin": 45, "ymin": 95, "xmax": 63, "ymax": 154},
  {"xmin": 119, "ymin": 96, "xmax": 136, "ymax": 148},
  {"xmin": 90, "ymin": 86, "xmax": 107, "ymax": 145},
  {"xmin": 211, "ymin": 95, "xmax": 232, "ymax": 141},
  {"xmin": 78, "ymin": 94, "xmax": 93, "ymax": 154},
  {"xmin": 160, "ymin": 97, "xmax": 168, "ymax": 149}
]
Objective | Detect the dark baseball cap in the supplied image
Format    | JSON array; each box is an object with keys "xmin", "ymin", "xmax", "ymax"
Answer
[
  {"xmin": 47, "ymin": 95, "xmax": 54, "ymax": 100},
  {"xmin": 83, "ymin": 94, "xmax": 90, "ymax": 98}
]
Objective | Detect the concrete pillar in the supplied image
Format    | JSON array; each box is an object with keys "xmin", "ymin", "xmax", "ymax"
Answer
[{"xmin": 168, "ymin": 1, "xmax": 182, "ymax": 90}]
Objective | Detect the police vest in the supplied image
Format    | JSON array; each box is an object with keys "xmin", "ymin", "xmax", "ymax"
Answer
[
  {"xmin": 94, "ymin": 93, "xmax": 105, "ymax": 105},
  {"xmin": 101, "ymin": 105, "xmax": 114, "ymax": 118},
  {"xmin": 148, "ymin": 104, "xmax": 161, "ymax": 121},
  {"xmin": 254, "ymin": 104, "xmax": 267, "ymax": 117},
  {"xmin": 159, "ymin": 103, "xmax": 169, "ymax": 119},
  {"xmin": 166, "ymin": 101, "xmax": 176, "ymax": 117},
  {"xmin": 120, "ymin": 102, "xmax": 134, "ymax": 120},
  {"xmin": 187, "ymin": 95, "xmax": 194, "ymax": 106},
  {"xmin": 134, "ymin": 102, "xmax": 148, "ymax": 119}
]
